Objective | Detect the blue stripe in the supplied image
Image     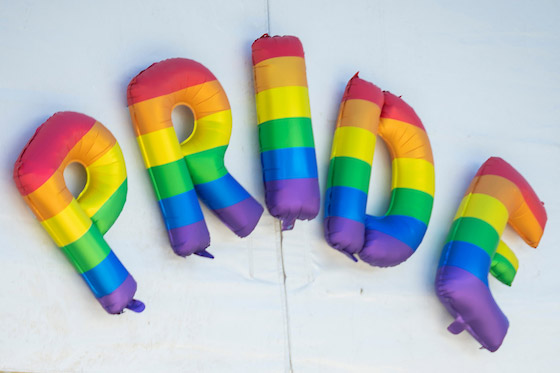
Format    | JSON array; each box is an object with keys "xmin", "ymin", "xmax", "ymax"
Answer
[
  {"xmin": 261, "ymin": 147, "xmax": 318, "ymax": 181},
  {"xmin": 324, "ymin": 186, "xmax": 367, "ymax": 223},
  {"xmin": 195, "ymin": 173, "xmax": 251, "ymax": 210},
  {"xmin": 159, "ymin": 189, "xmax": 204, "ymax": 229},
  {"xmin": 365, "ymin": 214, "xmax": 427, "ymax": 250},
  {"xmin": 438, "ymin": 241, "xmax": 491, "ymax": 286},
  {"xmin": 81, "ymin": 251, "xmax": 129, "ymax": 298}
]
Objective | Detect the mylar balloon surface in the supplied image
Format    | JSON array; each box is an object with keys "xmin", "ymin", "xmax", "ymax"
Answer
[
  {"xmin": 14, "ymin": 112, "xmax": 144, "ymax": 314},
  {"xmin": 436, "ymin": 157, "xmax": 546, "ymax": 351},
  {"xmin": 325, "ymin": 73, "xmax": 435, "ymax": 267},
  {"xmin": 128, "ymin": 58, "xmax": 263, "ymax": 258},
  {"xmin": 252, "ymin": 34, "xmax": 320, "ymax": 230}
]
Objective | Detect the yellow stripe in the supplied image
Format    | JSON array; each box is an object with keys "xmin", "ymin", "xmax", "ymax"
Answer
[
  {"xmin": 40, "ymin": 199, "xmax": 92, "ymax": 247},
  {"xmin": 391, "ymin": 158, "xmax": 435, "ymax": 196},
  {"xmin": 78, "ymin": 143, "xmax": 127, "ymax": 218},
  {"xmin": 255, "ymin": 86, "xmax": 311, "ymax": 124},
  {"xmin": 330, "ymin": 126, "xmax": 376, "ymax": 165},
  {"xmin": 137, "ymin": 127, "xmax": 183, "ymax": 168},
  {"xmin": 454, "ymin": 193, "xmax": 509, "ymax": 235},
  {"xmin": 253, "ymin": 56, "xmax": 307, "ymax": 92},
  {"xmin": 496, "ymin": 240, "xmax": 519, "ymax": 271},
  {"xmin": 181, "ymin": 110, "xmax": 232, "ymax": 156}
]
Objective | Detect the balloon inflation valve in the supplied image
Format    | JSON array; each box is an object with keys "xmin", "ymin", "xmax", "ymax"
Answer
[
  {"xmin": 196, "ymin": 250, "xmax": 214, "ymax": 259},
  {"xmin": 126, "ymin": 299, "xmax": 145, "ymax": 313},
  {"xmin": 341, "ymin": 250, "xmax": 358, "ymax": 263},
  {"xmin": 448, "ymin": 318, "xmax": 466, "ymax": 334}
]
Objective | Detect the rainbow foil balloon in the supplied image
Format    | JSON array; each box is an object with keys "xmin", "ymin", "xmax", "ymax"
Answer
[
  {"xmin": 14, "ymin": 112, "xmax": 144, "ymax": 314},
  {"xmin": 128, "ymin": 58, "xmax": 264, "ymax": 258},
  {"xmin": 325, "ymin": 73, "xmax": 434, "ymax": 267},
  {"xmin": 252, "ymin": 34, "xmax": 320, "ymax": 230},
  {"xmin": 436, "ymin": 157, "xmax": 547, "ymax": 351}
]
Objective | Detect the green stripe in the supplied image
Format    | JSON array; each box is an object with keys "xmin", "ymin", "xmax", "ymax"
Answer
[
  {"xmin": 387, "ymin": 188, "xmax": 433, "ymax": 225},
  {"xmin": 446, "ymin": 217, "xmax": 499, "ymax": 257},
  {"xmin": 259, "ymin": 117, "xmax": 314, "ymax": 151},
  {"xmin": 326, "ymin": 157, "xmax": 371, "ymax": 193},
  {"xmin": 148, "ymin": 159, "xmax": 194, "ymax": 200},
  {"xmin": 60, "ymin": 226, "xmax": 111, "ymax": 274},
  {"xmin": 490, "ymin": 253, "xmax": 516, "ymax": 286},
  {"xmin": 185, "ymin": 146, "xmax": 229, "ymax": 185},
  {"xmin": 91, "ymin": 180, "xmax": 128, "ymax": 235}
]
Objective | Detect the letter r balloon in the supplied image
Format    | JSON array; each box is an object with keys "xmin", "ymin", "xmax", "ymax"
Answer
[{"xmin": 128, "ymin": 58, "xmax": 264, "ymax": 258}]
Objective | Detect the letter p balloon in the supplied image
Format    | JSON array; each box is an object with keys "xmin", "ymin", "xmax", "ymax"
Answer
[{"xmin": 14, "ymin": 112, "xmax": 144, "ymax": 314}]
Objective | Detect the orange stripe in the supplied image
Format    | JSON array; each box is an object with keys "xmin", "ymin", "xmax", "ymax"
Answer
[
  {"xmin": 75, "ymin": 122, "xmax": 117, "ymax": 166},
  {"xmin": 510, "ymin": 203, "xmax": 544, "ymax": 247},
  {"xmin": 25, "ymin": 174, "xmax": 73, "ymax": 221},
  {"xmin": 336, "ymin": 99, "xmax": 380, "ymax": 135},
  {"xmin": 464, "ymin": 175, "xmax": 518, "ymax": 214},
  {"xmin": 466, "ymin": 174, "xmax": 544, "ymax": 247},
  {"xmin": 253, "ymin": 56, "xmax": 307, "ymax": 93},
  {"xmin": 378, "ymin": 118, "xmax": 433, "ymax": 163},
  {"xmin": 477, "ymin": 157, "xmax": 547, "ymax": 230},
  {"xmin": 130, "ymin": 80, "xmax": 230, "ymax": 136},
  {"xmin": 23, "ymin": 122, "xmax": 116, "ymax": 220}
]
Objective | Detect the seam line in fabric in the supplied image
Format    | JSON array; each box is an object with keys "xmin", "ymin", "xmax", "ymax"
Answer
[
  {"xmin": 266, "ymin": 0, "xmax": 271, "ymax": 34},
  {"xmin": 277, "ymin": 220, "xmax": 293, "ymax": 372}
]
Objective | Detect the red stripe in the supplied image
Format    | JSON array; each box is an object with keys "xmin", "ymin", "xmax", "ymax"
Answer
[
  {"xmin": 252, "ymin": 34, "xmax": 305, "ymax": 65},
  {"xmin": 13, "ymin": 112, "xmax": 95, "ymax": 195},
  {"xmin": 477, "ymin": 157, "xmax": 547, "ymax": 229},
  {"xmin": 127, "ymin": 58, "xmax": 217, "ymax": 105},
  {"xmin": 342, "ymin": 73, "xmax": 384, "ymax": 108},
  {"xmin": 381, "ymin": 92, "xmax": 425, "ymax": 130}
]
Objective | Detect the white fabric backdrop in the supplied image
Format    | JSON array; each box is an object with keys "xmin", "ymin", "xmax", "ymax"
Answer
[{"xmin": 1, "ymin": 1, "xmax": 558, "ymax": 372}]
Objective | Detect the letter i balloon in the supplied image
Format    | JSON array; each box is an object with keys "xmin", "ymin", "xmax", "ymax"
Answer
[
  {"xmin": 13, "ymin": 112, "xmax": 144, "ymax": 314},
  {"xmin": 252, "ymin": 34, "xmax": 320, "ymax": 230}
]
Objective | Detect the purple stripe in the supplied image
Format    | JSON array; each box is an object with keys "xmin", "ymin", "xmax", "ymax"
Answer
[
  {"xmin": 265, "ymin": 178, "xmax": 320, "ymax": 230},
  {"xmin": 359, "ymin": 229, "xmax": 414, "ymax": 267},
  {"xmin": 435, "ymin": 266, "xmax": 509, "ymax": 352},
  {"xmin": 324, "ymin": 216, "xmax": 365, "ymax": 256},
  {"xmin": 97, "ymin": 274, "xmax": 140, "ymax": 314},
  {"xmin": 213, "ymin": 196, "xmax": 264, "ymax": 237},
  {"xmin": 168, "ymin": 220, "xmax": 211, "ymax": 257}
]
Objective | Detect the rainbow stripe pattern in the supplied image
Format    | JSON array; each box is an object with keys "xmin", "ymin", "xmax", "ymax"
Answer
[
  {"xmin": 324, "ymin": 74, "xmax": 435, "ymax": 267},
  {"xmin": 324, "ymin": 74, "xmax": 383, "ymax": 259},
  {"xmin": 252, "ymin": 34, "xmax": 320, "ymax": 230},
  {"xmin": 128, "ymin": 58, "xmax": 263, "ymax": 257},
  {"xmin": 436, "ymin": 157, "xmax": 547, "ymax": 352},
  {"xmin": 13, "ymin": 112, "xmax": 144, "ymax": 314}
]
